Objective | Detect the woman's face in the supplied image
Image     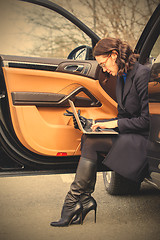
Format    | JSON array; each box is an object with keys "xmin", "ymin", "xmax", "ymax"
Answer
[{"xmin": 95, "ymin": 54, "xmax": 119, "ymax": 76}]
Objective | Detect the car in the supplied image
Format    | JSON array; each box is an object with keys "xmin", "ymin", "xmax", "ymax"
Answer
[{"xmin": 0, "ymin": 0, "xmax": 160, "ymax": 195}]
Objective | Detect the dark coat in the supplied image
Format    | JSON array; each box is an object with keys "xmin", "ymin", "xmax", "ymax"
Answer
[{"xmin": 102, "ymin": 62, "xmax": 151, "ymax": 182}]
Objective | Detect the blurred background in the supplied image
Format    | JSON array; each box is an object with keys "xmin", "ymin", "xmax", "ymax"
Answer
[{"xmin": 0, "ymin": 0, "xmax": 159, "ymax": 59}]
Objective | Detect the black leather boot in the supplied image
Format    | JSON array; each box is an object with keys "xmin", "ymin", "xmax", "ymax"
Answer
[
  {"xmin": 50, "ymin": 157, "xmax": 97, "ymax": 227},
  {"xmin": 71, "ymin": 157, "xmax": 97, "ymax": 224},
  {"xmin": 50, "ymin": 193, "xmax": 83, "ymax": 227}
]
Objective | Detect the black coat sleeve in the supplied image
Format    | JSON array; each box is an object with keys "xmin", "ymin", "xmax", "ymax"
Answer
[{"xmin": 118, "ymin": 66, "xmax": 150, "ymax": 134}]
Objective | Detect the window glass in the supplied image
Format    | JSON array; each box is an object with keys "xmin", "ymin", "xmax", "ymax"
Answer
[
  {"xmin": 52, "ymin": 0, "xmax": 159, "ymax": 49},
  {"xmin": 0, "ymin": 0, "xmax": 158, "ymax": 57},
  {"xmin": 0, "ymin": 0, "xmax": 91, "ymax": 58},
  {"xmin": 150, "ymin": 35, "xmax": 160, "ymax": 60}
]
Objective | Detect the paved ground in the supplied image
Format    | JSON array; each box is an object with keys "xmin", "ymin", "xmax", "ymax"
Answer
[{"xmin": 0, "ymin": 172, "xmax": 160, "ymax": 240}]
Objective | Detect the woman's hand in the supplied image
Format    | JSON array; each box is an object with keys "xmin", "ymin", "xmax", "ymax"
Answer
[{"xmin": 91, "ymin": 120, "xmax": 118, "ymax": 131}]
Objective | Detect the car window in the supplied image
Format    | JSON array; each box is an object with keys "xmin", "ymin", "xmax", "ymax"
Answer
[
  {"xmin": 0, "ymin": 0, "xmax": 92, "ymax": 58},
  {"xmin": 150, "ymin": 35, "xmax": 160, "ymax": 60},
  {"xmin": 0, "ymin": 0, "xmax": 159, "ymax": 58},
  {"xmin": 52, "ymin": 0, "xmax": 159, "ymax": 50}
]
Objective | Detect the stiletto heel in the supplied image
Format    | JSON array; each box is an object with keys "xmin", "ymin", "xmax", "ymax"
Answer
[
  {"xmin": 72, "ymin": 196, "xmax": 97, "ymax": 224},
  {"xmin": 50, "ymin": 201, "xmax": 83, "ymax": 227},
  {"xmin": 51, "ymin": 157, "xmax": 97, "ymax": 227},
  {"xmin": 82, "ymin": 198, "xmax": 97, "ymax": 223}
]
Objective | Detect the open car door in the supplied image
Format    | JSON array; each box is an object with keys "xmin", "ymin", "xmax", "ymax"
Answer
[
  {"xmin": 138, "ymin": 4, "xmax": 160, "ymax": 188},
  {"xmin": 0, "ymin": 0, "xmax": 117, "ymax": 171},
  {"xmin": 147, "ymin": 54, "xmax": 160, "ymax": 187}
]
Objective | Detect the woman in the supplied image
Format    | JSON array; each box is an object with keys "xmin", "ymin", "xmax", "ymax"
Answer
[{"xmin": 50, "ymin": 37, "xmax": 150, "ymax": 227}]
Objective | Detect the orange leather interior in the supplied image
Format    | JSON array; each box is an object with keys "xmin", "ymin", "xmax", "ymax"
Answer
[
  {"xmin": 3, "ymin": 67, "xmax": 117, "ymax": 156},
  {"xmin": 148, "ymin": 82, "xmax": 160, "ymax": 114}
]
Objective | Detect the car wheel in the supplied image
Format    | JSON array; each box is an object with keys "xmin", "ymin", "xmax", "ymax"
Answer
[{"xmin": 103, "ymin": 171, "xmax": 141, "ymax": 195}]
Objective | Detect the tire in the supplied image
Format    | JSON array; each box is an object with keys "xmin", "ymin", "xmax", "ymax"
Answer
[{"xmin": 103, "ymin": 171, "xmax": 141, "ymax": 195}]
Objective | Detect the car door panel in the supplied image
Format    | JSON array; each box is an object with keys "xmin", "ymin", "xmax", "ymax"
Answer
[
  {"xmin": 2, "ymin": 60, "xmax": 117, "ymax": 157},
  {"xmin": 147, "ymin": 55, "xmax": 160, "ymax": 185},
  {"xmin": 148, "ymin": 82, "xmax": 160, "ymax": 115},
  {"xmin": 148, "ymin": 55, "xmax": 160, "ymax": 143},
  {"xmin": 1, "ymin": 55, "xmax": 98, "ymax": 79}
]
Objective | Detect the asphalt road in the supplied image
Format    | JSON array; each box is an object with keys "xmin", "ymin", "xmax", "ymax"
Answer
[{"xmin": 0, "ymin": 172, "xmax": 160, "ymax": 240}]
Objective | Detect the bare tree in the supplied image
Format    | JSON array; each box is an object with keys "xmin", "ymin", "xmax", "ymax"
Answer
[
  {"xmin": 66, "ymin": 0, "xmax": 159, "ymax": 47},
  {"xmin": 1, "ymin": 0, "xmax": 159, "ymax": 57}
]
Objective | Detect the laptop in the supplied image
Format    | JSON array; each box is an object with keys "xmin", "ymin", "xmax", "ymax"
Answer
[{"xmin": 68, "ymin": 99, "xmax": 118, "ymax": 135}]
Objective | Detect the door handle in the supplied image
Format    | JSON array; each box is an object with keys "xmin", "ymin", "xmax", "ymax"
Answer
[{"xmin": 64, "ymin": 64, "xmax": 84, "ymax": 72}]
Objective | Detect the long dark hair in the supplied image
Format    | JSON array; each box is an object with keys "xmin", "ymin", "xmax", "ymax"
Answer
[{"xmin": 93, "ymin": 37, "xmax": 139, "ymax": 75}]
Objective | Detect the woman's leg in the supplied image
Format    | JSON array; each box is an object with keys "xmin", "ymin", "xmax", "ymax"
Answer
[
  {"xmin": 71, "ymin": 134, "xmax": 114, "ymax": 194},
  {"xmin": 50, "ymin": 135, "xmax": 114, "ymax": 226},
  {"xmin": 81, "ymin": 134, "xmax": 114, "ymax": 162}
]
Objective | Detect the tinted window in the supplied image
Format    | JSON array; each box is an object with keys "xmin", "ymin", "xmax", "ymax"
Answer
[
  {"xmin": 0, "ymin": 0, "xmax": 91, "ymax": 58},
  {"xmin": 150, "ymin": 35, "xmax": 160, "ymax": 60},
  {"xmin": 53, "ymin": 0, "xmax": 159, "ymax": 49},
  {"xmin": 0, "ymin": 0, "xmax": 158, "ymax": 57}
]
